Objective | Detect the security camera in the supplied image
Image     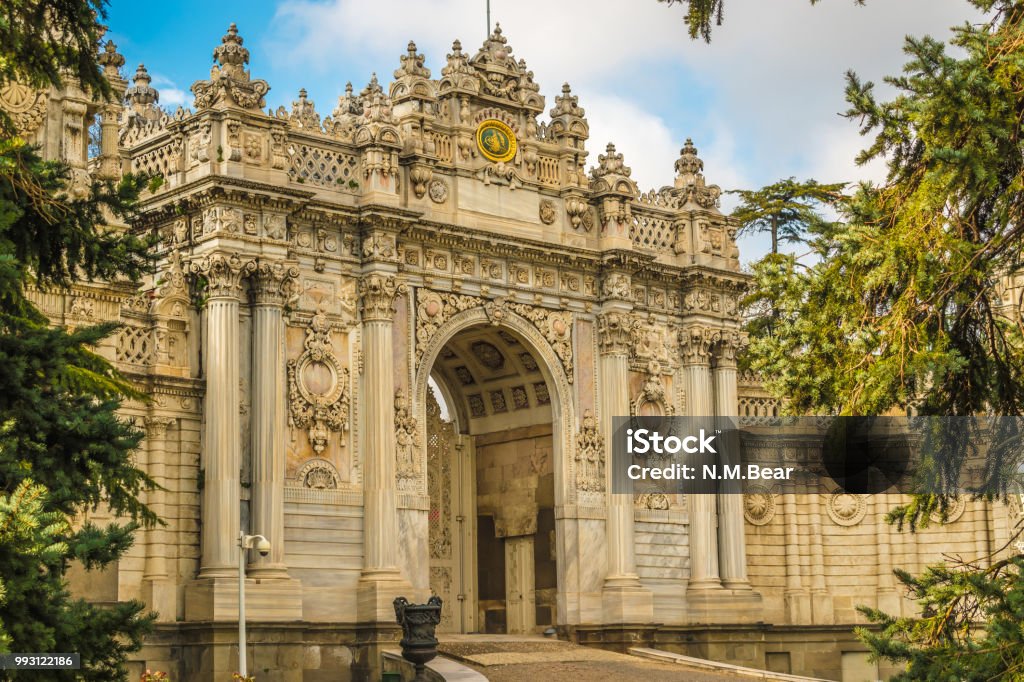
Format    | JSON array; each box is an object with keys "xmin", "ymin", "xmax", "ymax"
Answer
[{"xmin": 255, "ymin": 537, "xmax": 271, "ymax": 557}]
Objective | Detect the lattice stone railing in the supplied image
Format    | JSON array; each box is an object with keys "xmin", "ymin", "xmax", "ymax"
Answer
[
  {"xmin": 130, "ymin": 139, "xmax": 182, "ymax": 191},
  {"xmin": 116, "ymin": 325, "xmax": 154, "ymax": 367},
  {"xmin": 537, "ymin": 156, "xmax": 559, "ymax": 186},
  {"xmin": 287, "ymin": 140, "xmax": 360, "ymax": 191},
  {"xmin": 737, "ymin": 369, "xmax": 782, "ymax": 425},
  {"xmin": 630, "ymin": 210, "xmax": 674, "ymax": 253}
]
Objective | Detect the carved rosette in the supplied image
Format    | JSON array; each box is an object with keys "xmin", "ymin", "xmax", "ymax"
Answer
[
  {"xmin": 826, "ymin": 491, "xmax": 867, "ymax": 526},
  {"xmin": 394, "ymin": 389, "xmax": 421, "ymax": 490},
  {"xmin": 188, "ymin": 252, "xmax": 257, "ymax": 299},
  {"xmin": 597, "ymin": 311, "xmax": 636, "ymax": 356},
  {"xmin": 679, "ymin": 326, "xmax": 720, "ymax": 367},
  {"xmin": 295, "ymin": 458, "xmax": 341, "ymax": 489},
  {"xmin": 575, "ymin": 410, "xmax": 605, "ymax": 492},
  {"xmin": 251, "ymin": 261, "xmax": 300, "ymax": 306},
  {"xmin": 359, "ymin": 273, "xmax": 406, "ymax": 322},
  {"xmin": 743, "ymin": 484, "xmax": 776, "ymax": 525},
  {"xmin": 287, "ymin": 309, "xmax": 351, "ymax": 455},
  {"xmin": 0, "ymin": 83, "xmax": 47, "ymax": 135}
]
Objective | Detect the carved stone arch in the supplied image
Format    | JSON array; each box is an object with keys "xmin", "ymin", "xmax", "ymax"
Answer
[{"xmin": 413, "ymin": 304, "xmax": 576, "ymax": 507}]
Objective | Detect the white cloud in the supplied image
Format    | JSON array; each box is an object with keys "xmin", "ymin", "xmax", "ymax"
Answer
[
  {"xmin": 150, "ymin": 73, "xmax": 188, "ymax": 109},
  {"xmin": 263, "ymin": 0, "xmax": 984, "ymax": 257}
]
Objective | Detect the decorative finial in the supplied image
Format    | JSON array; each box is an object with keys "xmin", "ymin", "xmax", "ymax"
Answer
[
  {"xmin": 675, "ymin": 138, "xmax": 704, "ymax": 177},
  {"xmin": 98, "ymin": 40, "xmax": 125, "ymax": 78},
  {"xmin": 125, "ymin": 64, "xmax": 159, "ymax": 108}
]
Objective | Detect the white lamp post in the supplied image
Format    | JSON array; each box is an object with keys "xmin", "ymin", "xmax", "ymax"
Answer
[{"xmin": 238, "ymin": 532, "xmax": 271, "ymax": 678}]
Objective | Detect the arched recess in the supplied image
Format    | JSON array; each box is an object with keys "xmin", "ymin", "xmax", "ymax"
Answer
[
  {"xmin": 413, "ymin": 306, "xmax": 576, "ymax": 508},
  {"xmin": 412, "ymin": 303, "xmax": 579, "ymax": 629}
]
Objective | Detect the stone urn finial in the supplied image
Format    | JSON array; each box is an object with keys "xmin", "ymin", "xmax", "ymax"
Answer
[{"xmin": 393, "ymin": 595, "xmax": 443, "ymax": 681}]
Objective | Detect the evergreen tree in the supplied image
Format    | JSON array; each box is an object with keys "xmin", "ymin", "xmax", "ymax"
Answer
[
  {"xmin": 739, "ymin": 1, "xmax": 1024, "ymax": 678},
  {"xmin": 730, "ymin": 177, "xmax": 845, "ymax": 255},
  {"xmin": 657, "ymin": 0, "xmax": 861, "ymax": 42},
  {"xmin": 0, "ymin": 0, "xmax": 158, "ymax": 679}
]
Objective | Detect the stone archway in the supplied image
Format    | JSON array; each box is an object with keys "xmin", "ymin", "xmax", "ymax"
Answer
[{"xmin": 413, "ymin": 301, "xmax": 577, "ymax": 633}]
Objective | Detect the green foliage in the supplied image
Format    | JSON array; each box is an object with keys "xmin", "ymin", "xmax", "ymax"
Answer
[
  {"xmin": 729, "ymin": 177, "xmax": 845, "ymax": 255},
  {"xmin": 0, "ymin": 0, "xmax": 158, "ymax": 678},
  {"xmin": 738, "ymin": 2, "xmax": 1024, "ymax": 678},
  {"xmin": 658, "ymin": 0, "xmax": 862, "ymax": 42},
  {"xmin": 857, "ymin": 550, "xmax": 1024, "ymax": 681}
]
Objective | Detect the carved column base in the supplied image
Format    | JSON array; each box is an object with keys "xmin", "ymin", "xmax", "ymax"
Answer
[
  {"xmin": 357, "ymin": 571, "xmax": 420, "ymax": 623},
  {"xmin": 685, "ymin": 588, "xmax": 763, "ymax": 624},
  {"xmin": 143, "ymin": 578, "xmax": 177, "ymax": 623},
  {"xmin": 601, "ymin": 582, "xmax": 654, "ymax": 624},
  {"xmin": 246, "ymin": 563, "xmax": 291, "ymax": 580},
  {"xmin": 784, "ymin": 589, "xmax": 811, "ymax": 624},
  {"xmin": 812, "ymin": 590, "xmax": 835, "ymax": 624},
  {"xmin": 721, "ymin": 577, "xmax": 752, "ymax": 590},
  {"xmin": 184, "ymin": 577, "xmax": 302, "ymax": 622}
]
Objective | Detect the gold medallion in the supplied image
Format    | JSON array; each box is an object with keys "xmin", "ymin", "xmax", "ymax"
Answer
[{"xmin": 476, "ymin": 119, "xmax": 517, "ymax": 163}]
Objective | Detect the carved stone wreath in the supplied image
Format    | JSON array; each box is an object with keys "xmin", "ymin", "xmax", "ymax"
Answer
[
  {"xmin": 287, "ymin": 309, "xmax": 350, "ymax": 454},
  {"xmin": 743, "ymin": 484, "xmax": 776, "ymax": 525},
  {"xmin": 428, "ymin": 179, "xmax": 449, "ymax": 204},
  {"xmin": 826, "ymin": 490, "xmax": 867, "ymax": 526}
]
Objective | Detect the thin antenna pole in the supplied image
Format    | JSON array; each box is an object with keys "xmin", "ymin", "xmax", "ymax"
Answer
[{"xmin": 487, "ymin": 0, "xmax": 491, "ymax": 37}]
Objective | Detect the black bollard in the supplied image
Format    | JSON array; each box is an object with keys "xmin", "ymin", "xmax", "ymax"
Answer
[{"xmin": 393, "ymin": 596, "xmax": 443, "ymax": 681}]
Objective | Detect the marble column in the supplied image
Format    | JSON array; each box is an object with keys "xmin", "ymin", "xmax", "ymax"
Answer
[
  {"xmin": 143, "ymin": 416, "xmax": 176, "ymax": 620},
  {"xmin": 248, "ymin": 262, "xmax": 298, "ymax": 577},
  {"xmin": 682, "ymin": 327, "xmax": 722, "ymax": 591},
  {"xmin": 714, "ymin": 335, "xmax": 750, "ymax": 589},
  {"xmin": 358, "ymin": 272, "xmax": 412, "ymax": 620},
  {"xmin": 597, "ymin": 308, "xmax": 653, "ymax": 622},
  {"xmin": 191, "ymin": 253, "xmax": 254, "ymax": 579}
]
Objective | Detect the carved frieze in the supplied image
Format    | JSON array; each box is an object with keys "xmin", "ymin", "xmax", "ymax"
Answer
[{"xmin": 287, "ymin": 308, "xmax": 351, "ymax": 454}]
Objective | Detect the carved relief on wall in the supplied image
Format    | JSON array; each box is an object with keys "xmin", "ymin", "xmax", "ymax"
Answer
[
  {"xmin": 743, "ymin": 484, "xmax": 776, "ymax": 525},
  {"xmin": 631, "ymin": 360, "xmax": 675, "ymax": 418},
  {"xmin": 826, "ymin": 490, "xmax": 867, "ymax": 526},
  {"xmin": 296, "ymin": 458, "xmax": 341, "ymax": 489},
  {"xmin": 416, "ymin": 289, "xmax": 573, "ymax": 381},
  {"xmin": 0, "ymin": 83, "xmax": 46, "ymax": 135},
  {"xmin": 575, "ymin": 410, "xmax": 605, "ymax": 492},
  {"xmin": 395, "ymin": 389, "xmax": 422, "ymax": 490},
  {"xmin": 287, "ymin": 307, "xmax": 350, "ymax": 454}
]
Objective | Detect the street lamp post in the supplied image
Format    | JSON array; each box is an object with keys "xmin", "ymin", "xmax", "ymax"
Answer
[{"xmin": 238, "ymin": 532, "xmax": 271, "ymax": 678}]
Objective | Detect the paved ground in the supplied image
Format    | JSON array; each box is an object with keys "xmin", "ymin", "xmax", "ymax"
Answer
[{"xmin": 438, "ymin": 637, "xmax": 740, "ymax": 681}]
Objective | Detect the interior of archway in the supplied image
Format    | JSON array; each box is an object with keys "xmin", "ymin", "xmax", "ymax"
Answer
[{"xmin": 426, "ymin": 324, "xmax": 556, "ymax": 635}]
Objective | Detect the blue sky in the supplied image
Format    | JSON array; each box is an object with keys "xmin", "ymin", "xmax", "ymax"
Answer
[{"xmin": 103, "ymin": 0, "xmax": 978, "ymax": 262}]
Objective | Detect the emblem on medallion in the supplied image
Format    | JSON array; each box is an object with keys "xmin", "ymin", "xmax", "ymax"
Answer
[{"xmin": 476, "ymin": 119, "xmax": 517, "ymax": 163}]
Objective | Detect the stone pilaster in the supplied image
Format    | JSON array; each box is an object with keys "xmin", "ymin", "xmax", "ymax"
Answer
[
  {"xmin": 190, "ymin": 253, "xmax": 254, "ymax": 579},
  {"xmin": 597, "ymin": 306, "xmax": 653, "ymax": 622},
  {"xmin": 143, "ymin": 416, "xmax": 176, "ymax": 621},
  {"xmin": 248, "ymin": 261, "xmax": 299, "ymax": 578},
  {"xmin": 681, "ymin": 326, "xmax": 722, "ymax": 592},
  {"xmin": 714, "ymin": 333, "xmax": 750, "ymax": 590},
  {"xmin": 357, "ymin": 272, "xmax": 414, "ymax": 621}
]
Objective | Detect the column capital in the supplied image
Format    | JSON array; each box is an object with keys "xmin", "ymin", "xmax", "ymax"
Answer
[
  {"xmin": 596, "ymin": 310, "xmax": 636, "ymax": 356},
  {"xmin": 679, "ymin": 325, "xmax": 720, "ymax": 366},
  {"xmin": 144, "ymin": 416, "xmax": 175, "ymax": 439},
  {"xmin": 713, "ymin": 330, "xmax": 749, "ymax": 368},
  {"xmin": 189, "ymin": 252, "xmax": 256, "ymax": 300},
  {"xmin": 359, "ymin": 273, "xmax": 407, "ymax": 322},
  {"xmin": 250, "ymin": 260, "xmax": 300, "ymax": 306}
]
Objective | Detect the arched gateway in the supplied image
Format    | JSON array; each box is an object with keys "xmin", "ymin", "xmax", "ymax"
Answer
[{"xmin": 15, "ymin": 19, "xmax": 1019, "ymax": 682}]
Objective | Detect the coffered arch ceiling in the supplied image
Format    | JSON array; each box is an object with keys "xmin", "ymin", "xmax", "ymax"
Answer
[{"xmin": 430, "ymin": 324, "xmax": 552, "ymax": 435}]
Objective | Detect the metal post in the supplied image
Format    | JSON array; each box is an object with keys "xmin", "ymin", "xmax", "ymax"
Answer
[
  {"xmin": 487, "ymin": 0, "xmax": 491, "ymax": 37},
  {"xmin": 238, "ymin": 532, "xmax": 247, "ymax": 678}
]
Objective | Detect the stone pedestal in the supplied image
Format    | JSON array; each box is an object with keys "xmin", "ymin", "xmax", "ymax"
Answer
[{"xmin": 184, "ymin": 577, "xmax": 303, "ymax": 621}]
